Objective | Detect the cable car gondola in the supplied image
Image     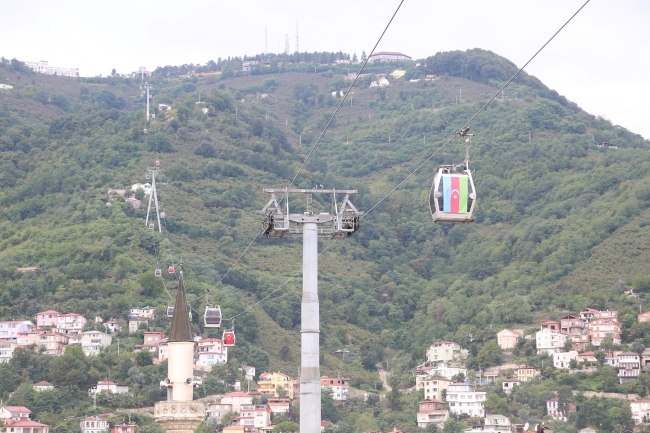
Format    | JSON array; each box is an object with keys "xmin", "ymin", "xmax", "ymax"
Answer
[
  {"xmin": 167, "ymin": 306, "xmax": 174, "ymax": 317},
  {"xmin": 204, "ymin": 305, "xmax": 222, "ymax": 328},
  {"xmin": 149, "ymin": 223, "xmax": 155, "ymax": 230},
  {"xmin": 223, "ymin": 329, "xmax": 235, "ymax": 347},
  {"xmin": 155, "ymin": 268, "xmax": 162, "ymax": 277},
  {"xmin": 429, "ymin": 128, "xmax": 477, "ymax": 223},
  {"xmin": 168, "ymin": 266, "xmax": 175, "ymax": 274}
]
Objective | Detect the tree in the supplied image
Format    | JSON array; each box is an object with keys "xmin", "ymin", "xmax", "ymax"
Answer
[
  {"xmin": 273, "ymin": 421, "xmax": 299, "ymax": 433},
  {"xmin": 138, "ymin": 271, "xmax": 161, "ymax": 297},
  {"xmin": 451, "ymin": 372, "xmax": 466, "ymax": 383},
  {"xmin": 483, "ymin": 393, "xmax": 508, "ymax": 415},
  {"xmin": 252, "ymin": 119, "xmax": 264, "ymax": 137},
  {"xmin": 321, "ymin": 387, "xmax": 339, "ymax": 422},
  {"xmin": 134, "ymin": 188, "xmax": 145, "ymax": 201},
  {"xmin": 135, "ymin": 350, "xmax": 154, "ymax": 367},
  {"xmin": 111, "ymin": 68, "xmax": 117, "ymax": 76},
  {"xmin": 352, "ymin": 53, "xmax": 358, "ymax": 63},
  {"xmin": 276, "ymin": 385, "xmax": 288, "ymax": 399},
  {"xmin": 194, "ymin": 142, "xmax": 216, "ymax": 158},
  {"xmin": 361, "ymin": 50, "xmax": 367, "ymax": 61},
  {"xmin": 442, "ymin": 418, "xmax": 465, "ymax": 433},
  {"xmin": 49, "ymin": 345, "xmax": 89, "ymax": 387}
]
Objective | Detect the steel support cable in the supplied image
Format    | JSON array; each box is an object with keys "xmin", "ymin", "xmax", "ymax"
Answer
[
  {"xmin": 287, "ymin": 0, "xmax": 406, "ymax": 190},
  {"xmin": 181, "ymin": 0, "xmax": 408, "ymax": 316},
  {"xmin": 220, "ymin": 0, "xmax": 591, "ymax": 320},
  {"xmin": 364, "ymin": 0, "xmax": 591, "ymax": 217}
]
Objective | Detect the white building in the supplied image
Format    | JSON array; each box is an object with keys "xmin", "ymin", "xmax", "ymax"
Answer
[
  {"xmin": 25, "ymin": 61, "xmax": 79, "ymax": 77},
  {"xmin": 446, "ymin": 383, "xmax": 486, "ymax": 417},
  {"xmin": 547, "ymin": 398, "xmax": 576, "ymax": 421},
  {"xmin": 427, "ymin": 362, "xmax": 468, "ymax": 381},
  {"xmin": 33, "ymin": 381, "xmax": 54, "ymax": 392},
  {"xmin": 631, "ymin": 399, "xmax": 650, "ymax": 425},
  {"xmin": 159, "ymin": 338, "xmax": 169, "ymax": 360},
  {"xmin": 0, "ymin": 321, "xmax": 34, "ymax": 341},
  {"xmin": 0, "ymin": 84, "xmax": 13, "ymax": 90},
  {"xmin": 535, "ymin": 328, "xmax": 567, "ymax": 354},
  {"xmin": 619, "ymin": 352, "xmax": 641, "ymax": 384},
  {"xmin": 416, "ymin": 400, "xmax": 448, "ymax": 428},
  {"xmin": 130, "ymin": 183, "xmax": 152, "ymax": 197},
  {"xmin": 88, "ymin": 381, "xmax": 129, "ymax": 395},
  {"xmin": 80, "ymin": 416, "xmax": 109, "ymax": 433},
  {"xmin": 0, "ymin": 339, "xmax": 17, "ymax": 363},
  {"xmin": 197, "ymin": 338, "xmax": 228, "ymax": 367},
  {"xmin": 267, "ymin": 398, "xmax": 291, "ymax": 414},
  {"xmin": 81, "ymin": 331, "xmax": 112, "ymax": 356},
  {"xmin": 502, "ymin": 378, "xmax": 521, "ymax": 394},
  {"xmin": 368, "ymin": 51, "xmax": 412, "ymax": 63},
  {"xmin": 237, "ymin": 405, "xmax": 271, "ymax": 429},
  {"xmin": 55, "ymin": 313, "xmax": 87, "ymax": 334},
  {"xmin": 0, "ymin": 406, "xmax": 31, "ymax": 421},
  {"xmin": 321, "ymin": 376, "xmax": 349, "ymax": 401},
  {"xmin": 426, "ymin": 341, "xmax": 468, "ymax": 363},
  {"xmin": 129, "ymin": 306, "xmax": 154, "ymax": 319},
  {"xmin": 553, "ymin": 351, "xmax": 578, "ymax": 369}
]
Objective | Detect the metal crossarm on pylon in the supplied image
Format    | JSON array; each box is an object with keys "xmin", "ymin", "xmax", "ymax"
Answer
[{"xmin": 256, "ymin": 188, "xmax": 363, "ymax": 239}]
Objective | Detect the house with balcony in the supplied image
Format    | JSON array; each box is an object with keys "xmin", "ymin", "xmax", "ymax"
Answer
[
  {"xmin": 541, "ymin": 321, "xmax": 560, "ymax": 331},
  {"xmin": 638, "ymin": 312, "xmax": 650, "ymax": 323},
  {"xmin": 446, "ymin": 383, "xmax": 486, "ymax": 417},
  {"xmin": 321, "ymin": 376, "xmax": 349, "ymax": 401},
  {"xmin": 465, "ymin": 415, "xmax": 512, "ymax": 433},
  {"xmin": 35, "ymin": 311, "xmax": 60, "ymax": 329},
  {"xmin": 81, "ymin": 331, "xmax": 112, "ymax": 356},
  {"xmin": 589, "ymin": 317, "xmax": 622, "ymax": 346},
  {"xmin": 196, "ymin": 337, "xmax": 228, "ymax": 367},
  {"xmin": 111, "ymin": 424, "xmax": 135, "ymax": 433},
  {"xmin": 426, "ymin": 341, "xmax": 468, "ymax": 363},
  {"xmin": 618, "ymin": 352, "xmax": 641, "ymax": 383},
  {"xmin": 80, "ymin": 416, "xmax": 109, "ymax": 433},
  {"xmin": 419, "ymin": 376, "xmax": 452, "ymax": 401},
  {"xmin": 630, "ymin": 399, "xmax": 650, "ymax": 425},
  {"xmin": 129, "ymin": 307, "xmax": 154, "ymax": 319},
  {"xmin": 56, "ymin": 313, "xmax": 87, "ymax": 334},
  {"xmin": 0, "ymin": 321, "xmax": 35, "ymax": 341},
  {"xmin": 0, "ymin": 406, "xmax": 31, "ymax": 421},
  {"xmin": 577, "ymin": 351, "xmax": 598, "ymax": 366},
  {"xmin": 234, "ymin": 405, "xmax": 271, "ymax": 429},
  {"xmin": 496, "ymin": 329, "xmax": 523, "ymax": 350},
  {"xmin": 416, "ymin": 400, "xmax": 448, "ymax": 429},
  {"xmin": 221, "ymin": 392, "xmax": 253, "ymax": 413},
  {"xmin": 0, "ymin": 339, "xmax": 17, "ymax": 363},
  {"xmin": 38, "ymin": 332, "xmax": 69, "ymax": 355},
  {"xmin": 134, "ymin": 331, "xmax": 164, "ymax": 355},
  {"xmin": 267, "ymin": 398, "xmax": 291, "ymax": 414},
  {"xmin": 426, "ymin": 362, "xmax": 468, "ymax": 381},
  {"xmin": 535, "ymin": 328, "xmax": 567, "ymax": 354},
  {"xmin": 128, "ymin": 317, "xmax": 149, "ymax": 333},
  {"xmin": 4, "ymin": 419, "xmax": 50, "ymax": 433},
  {"xmin": 605, "ymin": 351, "xmax": 622, "ymax": 367},
  {"xmin": 515, "ymin": 366, "xmax": 541, "ymax": 382},
  {"xmin": 257, "ymin": 372, "xmax": 295, "ymax": 399}
]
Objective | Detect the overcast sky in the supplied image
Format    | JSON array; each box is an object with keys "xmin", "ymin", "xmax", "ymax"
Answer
[{"xmin": 1, "ymin": 0, "xmax": 648, "ymax": 139}]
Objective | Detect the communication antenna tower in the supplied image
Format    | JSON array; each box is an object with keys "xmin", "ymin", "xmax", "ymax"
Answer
[
  {"xmin": 257, "ymin": 188, "xmax": 362, "ymax": 433},
  {"xmin": 295, "ymin": 21, "xmax": 299, "ymax": 53},
  {"xmin": 285, "ymin": 34, "xmax": 290, "ymax": 55},
  {"xmin": 139, "ymin": 66, "xmax": 146, "ymax": 84},
  {"xmin": 145, "ymin": 165, "xmax": 162, "ymax": 232}
]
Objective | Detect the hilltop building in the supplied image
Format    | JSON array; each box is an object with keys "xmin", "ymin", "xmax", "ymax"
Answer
[
  {"xmin": 25, "ymin": 60, "xmax": 78, "ymax": 77},
  {"xmin": 496, "ymin": 329, "xmax": 523, "ymax": 350},
  {"xmin": 368, "ymin": 52, "xmax": 411, "ymax": 63},
  {"xmin": 258, "ymin": 372, "xmax": 296, "ymax": 399},
  {"xmin": 320, "ymin": 376, "xmax": 349, "ymax": 401}
]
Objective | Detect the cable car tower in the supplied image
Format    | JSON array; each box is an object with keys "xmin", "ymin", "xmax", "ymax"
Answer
[
  {"xmin": 145, "ymin": 163, "xmax": 163, "ymax": 232},
  {"xmin": 257, "ymin": 188, "xmax": 362, "ymax": 433}
]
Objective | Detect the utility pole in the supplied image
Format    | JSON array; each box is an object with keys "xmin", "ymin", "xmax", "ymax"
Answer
[
  {"xmin": 258, "ymin": 189, "xmax": 362, "ymax": 433},
  {"xmin": 265, "ymin": 26, "xmax": 268, "ymax": 56},
  {"xmin": 296, "ymin": 21, "xmax": 299, "ymax": 53},
  {"xmin": 285, "ymin": 33, "xmax": 290, "ymax": 55},
  {"xmin": 459, "ymin": 88, "xmax": 462, "ymax": 101},
  {"xmin": 145, "ymin": 165, "xmax": 162, "ymax": 232}
]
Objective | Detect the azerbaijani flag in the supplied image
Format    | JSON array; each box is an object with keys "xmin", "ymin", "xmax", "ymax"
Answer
[{"xmin": 442, "ymin": 175, "xmax": 468, "ymax": 213}]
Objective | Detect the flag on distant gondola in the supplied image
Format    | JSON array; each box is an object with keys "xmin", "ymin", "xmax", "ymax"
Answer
[{"xmin": 442, "ymin": 175, "xmax": 468, "ymax": 213}]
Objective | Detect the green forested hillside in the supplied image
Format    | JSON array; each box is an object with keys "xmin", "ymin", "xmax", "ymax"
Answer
[{"xmin": 1, "ymin": 50, "xmax": 650, "ymax": 432}]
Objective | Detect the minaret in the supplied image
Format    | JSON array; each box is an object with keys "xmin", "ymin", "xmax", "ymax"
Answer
[{"xmin": 155, "ymin": 269, "xmax": 205, "ymax": 433}]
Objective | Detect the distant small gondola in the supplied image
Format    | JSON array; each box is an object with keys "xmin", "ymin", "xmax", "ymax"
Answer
[
  {"xmin": 167, "ymin": 306, "xmax": 174, "ymax": 317},
  {"xmin": 223, "ymin": 330, "xmax": 235, "ymax": 347}
]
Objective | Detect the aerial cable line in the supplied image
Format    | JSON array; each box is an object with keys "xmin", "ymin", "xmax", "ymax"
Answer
[
  {"xmin": 287, "ymin": 0, "xmax": 406, "ymax": 190},
  {"xmin": 195, "ymin": 0, "xmax": 407, "ymax": 306},
  {"xmin": 364, "ymin": 0, "xmax": 591, "ymax": 216},
  {"xmin": 220, "ymin": 0, "xmax": 591, "ymax": 320}
]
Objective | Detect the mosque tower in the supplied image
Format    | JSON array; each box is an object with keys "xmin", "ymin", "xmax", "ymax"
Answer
[{"xmin": 155, "ymin": 268, "xmax": 205, "ymax": 433}]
